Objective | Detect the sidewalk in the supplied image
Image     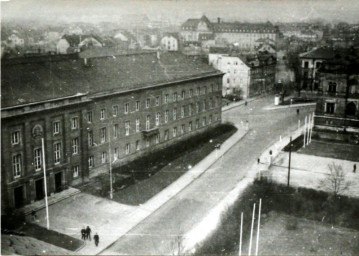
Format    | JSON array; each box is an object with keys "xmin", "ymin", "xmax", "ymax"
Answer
[
  {"xmin": 222, "ymin": 94, "xmax": 267, "ymax": 112},
  {"xmin": 31, "ymin": 123, "xmax": 249, "ymax": 255},
  {"xmin": 268, "ymin": 152, "xmax": 359, "ymax": 198}
]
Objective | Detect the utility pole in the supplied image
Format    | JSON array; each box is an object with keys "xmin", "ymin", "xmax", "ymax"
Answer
[
  {"xmin": 239, "ymin": 212, "xmax": 243, "ymax": 256},
  {"xmin": 108, "ymin": 130, "xmax": 113, "ymax": 199},
  {"xmin": 255, "ymin": 199, "xmax": 262, "ymax": 256},
  {"xmin": 41, "ymin": 138, "xmax": 50, "ymax": 230},
  {"xmin": 248, "ymin": 203, "xmax": 256, "ymax": 256},
  {"xmin": 287, "ymin": 136, "xmax": 292, "ymax": 187}
]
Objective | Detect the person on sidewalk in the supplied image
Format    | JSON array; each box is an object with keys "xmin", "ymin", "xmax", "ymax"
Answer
[
  {"xmin": 257, "ymin": 158, "xmax": 260, "ymax": 164},
  {"xmin": 354, "ymin": 164, "xmax": 357, "ymax": 173},
  {"xmin": 94, "ymin": 233, "xmax": 99, "ymax": 247},
  {"xmin": 81, "ymin": 227, "xmax": 86, "ymax": 240},
  {"xmin": 297, "ymin": 109, "xmax": 300, "ymax": 115},
  {"xmin": 86, "ymin": 226, "xmax": 92, "ymax": 241}
]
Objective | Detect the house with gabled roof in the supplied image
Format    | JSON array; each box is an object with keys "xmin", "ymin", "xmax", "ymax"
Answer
[{"xmin": 56, "ymin": 34, "xmax": 104, "ymax": 54}]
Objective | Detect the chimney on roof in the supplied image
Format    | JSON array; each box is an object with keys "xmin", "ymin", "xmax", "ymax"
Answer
[{"xmin": 217, "ymin": 17, "xmax": 221, "ymax": 24}]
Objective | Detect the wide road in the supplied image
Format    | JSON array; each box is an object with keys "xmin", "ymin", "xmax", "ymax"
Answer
[{"xmin": 101, "ymin": 96, "xmax": 315, "ymax": 255}]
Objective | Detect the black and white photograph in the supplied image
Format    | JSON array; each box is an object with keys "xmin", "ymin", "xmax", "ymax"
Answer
[{"xmin": 1, "ymin": 0, "xmax": 359, "ymax": 255}]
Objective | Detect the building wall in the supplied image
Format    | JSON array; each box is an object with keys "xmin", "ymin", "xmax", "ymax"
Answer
[
  {"xmin": 1, "ymin": 75, "xmax": 223, "ymax": 210},
  {"xmin": 1, "ymin": 98, "xmax": 90, "ymax": 209},
  {"xmin": 57, "ymin": 39, "xmax": 70, "ymax": 54},
  {"xmin": 214, "ymin": 32, "xmax": 276, "ymax": 50},
  {"xmin": 161, "ymin": 36, "xmax": 178, "ymax": 51},
  {"xmin": 300, "ymin": 57, "xmax": 325, "ymax": 90}
]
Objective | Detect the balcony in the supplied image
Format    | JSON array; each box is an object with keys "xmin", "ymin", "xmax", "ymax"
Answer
[{"xmin": 141, "ymin": 128, "xmax": 159, "ymax": 138}]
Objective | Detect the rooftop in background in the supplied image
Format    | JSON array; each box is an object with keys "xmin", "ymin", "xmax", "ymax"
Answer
[
  {"xmin": 299, "ymin": 47, "xmax": 349, "ymax": 59},
  {"xmin": 2, "ymin": 51, "xmax": 219, "ymax": 108}
]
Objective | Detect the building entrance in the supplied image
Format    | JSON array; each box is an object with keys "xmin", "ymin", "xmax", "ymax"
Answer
[
  {"xmin": 35, "ymin": 178, "xmax": 44, "ymax": 200},
  {"xmin": 55, "ymin": 172, "xmax": 62, "ymax": 192},
  {"xmin": 14, "ymin": 186, "xmax": 24, "ymax": 208}
]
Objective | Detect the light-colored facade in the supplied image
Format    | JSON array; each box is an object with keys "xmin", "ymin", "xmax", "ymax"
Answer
[{"xmin": 161, "ymin": 35, "xmax": 178, "ymax": 51}]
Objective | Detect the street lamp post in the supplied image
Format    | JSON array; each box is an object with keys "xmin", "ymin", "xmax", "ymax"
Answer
[
  {"xmin": 287, "ymin": 136, "xmax": 292, "ymax": 187},
  {"xmin": 108, "ymin": 131, "xmax": 113, "ymax": 199}
]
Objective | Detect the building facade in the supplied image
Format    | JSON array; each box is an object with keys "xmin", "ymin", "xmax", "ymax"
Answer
[
  {"xmin": 314, "ymin": 53, "xmax": 359, "ymax": 143},
  {"xmin": 160, "ymin": 33, "xmax": 179, "ymax": 51},
  {"xmin": 181, "ymin": 15, "xmax": 278, "ymax": 51},
  {"xmin": 1, "ymin": 51, "xmax": 223, "ymax": 210}
]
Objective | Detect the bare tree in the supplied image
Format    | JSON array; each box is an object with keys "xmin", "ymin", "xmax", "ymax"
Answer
[{"xmin": 321, "ymin": 162, "xmax": 351, "ymax": 197}]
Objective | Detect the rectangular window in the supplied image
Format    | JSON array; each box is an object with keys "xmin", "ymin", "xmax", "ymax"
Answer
[
  {"xmin": 101, "ymin": 152, "xmax": 107, "ymax": 164},
  {"xmin": 202, "ymin": 117, "xmax": 207, "ymax": 126},
  {"xmin": 196, "ymin": 87, "xmax": 200, "ymax": 96},
  {"xmin": 136, "ymin": 101, "xmax": 140, "ymax": 111},
  {"xmin": 73, "ymin": 165, "xmax": 79, "ymax": 178},
  {"xmin": 156, "ymin": 96, "xmax": 160, "ymax": 106},
  {"xmin": 165, "ymin": 110, "xmax": 169, "ymax": 123},
  {"xmin": 54, "ymin": 142, "xmax": 61, "ymax": 164},
  {"xmin": 126, "ymin": 143, "xmax": 130, "ymax": 155},
  {"xmin": 173, "ymin": 127, "xmax": 177, "ymax": 137},
  {"xmin": 181, "ymin": 124, "xmax": 185, "ymax": 134},
  {"xmin": 326, "ymin": 102, "xmax": 335, "ymax": 114},
  {"xmin": 189, "ymin": 89, "xmax": 193, "ymax": 98},
  {"xmin": 156, "ymin": 134, "xmax": 160, "ymax": 144},
  {"xmin": 124, "ymin": 103, "xmax": 129, "ymax": 114},
  {"xmin": 100, "ymin": 127, "xmax": 107, "ymax": 143},
  {"xmin": 146, "ymin": 115, "xmax": 151, "ymax": 130},
  {"xmin": 164, "ymin": 94, "xmax": 169, "ymax": 104},
  {"xmin": 114, "ymin": 124, "xmax": 119, "ymax": 138},
  {"xmin": 71, "ymin": 117, "xmax": 79, "ymax": 129},
  {"xmin": 11, "ymin": 131, "xmax": 21, "ymax": 145},
  {"xmin": 113, "ymin": 105, "xmax": 119, "ymax": 116},
  {"xmin": 156, "ymin": 112, "xmax": 160, "ymax": 126},
  {"xmin": 53, "ymin": 121, "xmax": 60, "ymax": 135},
  {"xmin": 328, "ymin": 82, "xmax": 337, "ymax": 93},
  {"xmin": 173, "ymin": 92, "xmax": 177, "ymax": 102},
  {"xmin": 114, "ymin": 147, "xmax": 119, "ymax": 159},
  {"xmin": 34, "ymin": 148, "xmax": 42, "ymax": 171},
  {"xmin": 173, "ymin": 108, "xmax": 177, "ymax": 120},
  {"xmin": 146, "ymin": 98, "xmax": 150, "ymax": 108},
  {"xmin": 125, "ymin": 121, "xmax": 130, "ymax": 135},
  {"xmin": 88, "ymin": 131, "xmax": 93, "ymax": 147},
  {"xmin": 13, "ymin": 154, "xmax": 22, "ymax": 178},
  {"xmin": 209, "ymin": 115, "xmax": 213, "ymax": 124},
  {"xmin": 203, "ymin": 101, "xmax": 206, "ymax": 111},
  {"xmin": 196, "ymin": 119, "xmax": 199, "ymax": 129},
  {"xmin": 136, "ymin": 140, "xmax": 140, "ymax": 151},
  {"xmin": 189, "ymin": 121, "xmax": 193, "ymax": 132},
  {"xmin": 89, "ymin": 156, "xmax": 94, "ymax": 168},
  {"xmin": 210, "ymin": 84, "xmax": 213, "ymax": 92},
  {"xmin": 203, "ymin": 87, "xmax": 207, "ymax": 94},
  {"xmin": 72, "ymin": 138, "xmax": 79, "ymax": 155},
  {"xmin": 181, "ymin": 90, "xmax": 185, "ymax": 99},
  {"xmin": 304, "ymin": 61, "xmax": 309, "ymax": 68},
  {"xmin": 189, "ymin": 104, "xmax": 192, "ymax": 116},
  {"xmin": 181, "ymin": 106, "xmax": 185, "ymax": 118},
  {"xmin": 146, "ymin": 138, "xmax": 150, "ymax": 147},
  {"xmin": 164, "ymin": 130, "xmax": 169, "ymax": 140},
  {"xmin": 87, "ymin": 111, "xmax": 93, "ymax": 123},
  {"xmin": 209, "ymin": 99, "xmax": 212, "ymax": 109},
  {"xmin": 196, "ymin": 102, "xmax": 200, "ymax": 113},
  {"xmin": 100, "ymin": 109, "xmax": 106, "ymax": 120},
  {"xmin": 136, "ymin": 119, "xmax": 140, "ymax": 132}
]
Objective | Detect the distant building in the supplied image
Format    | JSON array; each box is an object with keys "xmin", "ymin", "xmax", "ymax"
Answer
[
  {"xmin": 314, "ymin": 49, "xmax": 359, "ymax": 143},
  {"xmin": 1, "ymin": 50, "xmax": 223, "ymax": 210},
  {"xmin": 181, "ymin": 15, "xmax": 278, "ymax": 51},
  {"xmin": 57, "ymin": 35, "xmax": 103, "ymax": 54},
  {"xmin": 7, "ymin": 33, "xmax": 25, "ymax": 48},
  {"xmin": 300, "ymin": 47, "xmax": 346, "ymax": 91},
  {"xmin": 160, "ymin": 33, "xmax": 179, "ymax": 51},
  {"xmin": 209, "ymin": 49, "xmax": 276, "ymax": 98}
]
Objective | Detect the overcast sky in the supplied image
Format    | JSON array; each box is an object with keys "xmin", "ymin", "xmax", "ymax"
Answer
[{"xmin": 2, "ymin": 0, "xmax": 359, "ymax": 24}]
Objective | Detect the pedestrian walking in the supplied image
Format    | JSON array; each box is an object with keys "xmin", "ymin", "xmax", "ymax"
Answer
[
  {"xmin": 354, "ymin": 164, "xmax": 357, "ymax": 173},
  {"xmin": 81, "ymin": 227, "xmax": 86, "ymax": 240},
  {"xmin": 86, "ymin": 226, "xmax": 92, "ymax": 241},
  {"xmin": 245, "ymin": 101, "xmax": 248, "ymax": 106},
  {"xmin": 257, "ymin": 158, "xmax": 260, "ymax": 164},
  {"xmin": 297, "ymin": 109, "xmax": 300, "ymax": 115},
  {"xmin": 94, "ymin": 233, "xmax": 99, "ymax": 247}
]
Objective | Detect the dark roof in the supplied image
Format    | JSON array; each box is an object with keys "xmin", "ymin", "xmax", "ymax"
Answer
[
  {"xmin": 300, "ymin": 47, "xmax": 348, "ymax": 60},
  {"xmin": 61, "ymin": 34, "xmax": 104, "ymax": 47},
  {"xmin": 2, "ymin": 52, "xmax": 219, "ymax": 108},
  {"xmin": 181, "ymin": 15, "xmax": 212, "ymax": 30}
]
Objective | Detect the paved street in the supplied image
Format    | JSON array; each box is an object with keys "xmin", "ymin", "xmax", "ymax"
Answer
[{"xmin": 101, "ymin": 96, "xmax": 316, "ymax": 255}]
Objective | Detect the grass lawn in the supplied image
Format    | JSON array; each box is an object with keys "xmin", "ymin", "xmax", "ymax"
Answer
[
  {"xmin": 298, "ymin": 140, "xmax": 359, "ymax": 161},
  {"xmin": 80, "ymin": 124, "xmax": 237, "ymax": 205},
  {"xmin": 16, "ymin": 222, "xmax": 84, "ymax": 251},
  {"xmin": 1, "ymin": 234, "xmax": 71, "ymax": 255},
  {"xmin": 251, "ymin": 212, "xmax": 359, "ymax": 255}
]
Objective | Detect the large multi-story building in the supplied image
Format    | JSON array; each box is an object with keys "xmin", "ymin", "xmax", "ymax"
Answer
[
  {"xmin": 209, "ymin": 50, "xmax": 276, "ymax": 98},
  {"xmin": 314, "ymin": 49, "xmax": 359, "ymax": 143},
  {"xmin": 181, "ymin": 15, "xmax": 278, "ymax": 51},
  {"xmin": 1, "ymin": 50, "xmax": 223, "ymax": 210}
]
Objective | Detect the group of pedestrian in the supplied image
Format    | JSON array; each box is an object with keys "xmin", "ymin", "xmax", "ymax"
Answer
[{"xmin": 81, "ymin": 226, "xmax": 100, "ymax": 246}]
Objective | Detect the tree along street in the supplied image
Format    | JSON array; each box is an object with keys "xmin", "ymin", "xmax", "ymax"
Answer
[{"xmin": 101, "ymin": 96, "xmax": 316, "ymax": 255}]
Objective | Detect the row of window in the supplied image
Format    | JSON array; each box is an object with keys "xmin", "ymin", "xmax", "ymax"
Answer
[
  {"xmin": 88, "ymin": 115, "xmax": 218, "ymax": 169},
  {"xmin": 88, "ymin": 105, "xmax": 219, "ymax": 145}
]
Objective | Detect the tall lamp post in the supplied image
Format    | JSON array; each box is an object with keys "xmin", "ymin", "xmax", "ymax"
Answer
[
  {"xmin": 287, "ymin": 136, "xmax": 292, "ymax": 187},
  {"xmin": 108, "ymin": 130, "xmax": 114, "ymax": 199}
]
